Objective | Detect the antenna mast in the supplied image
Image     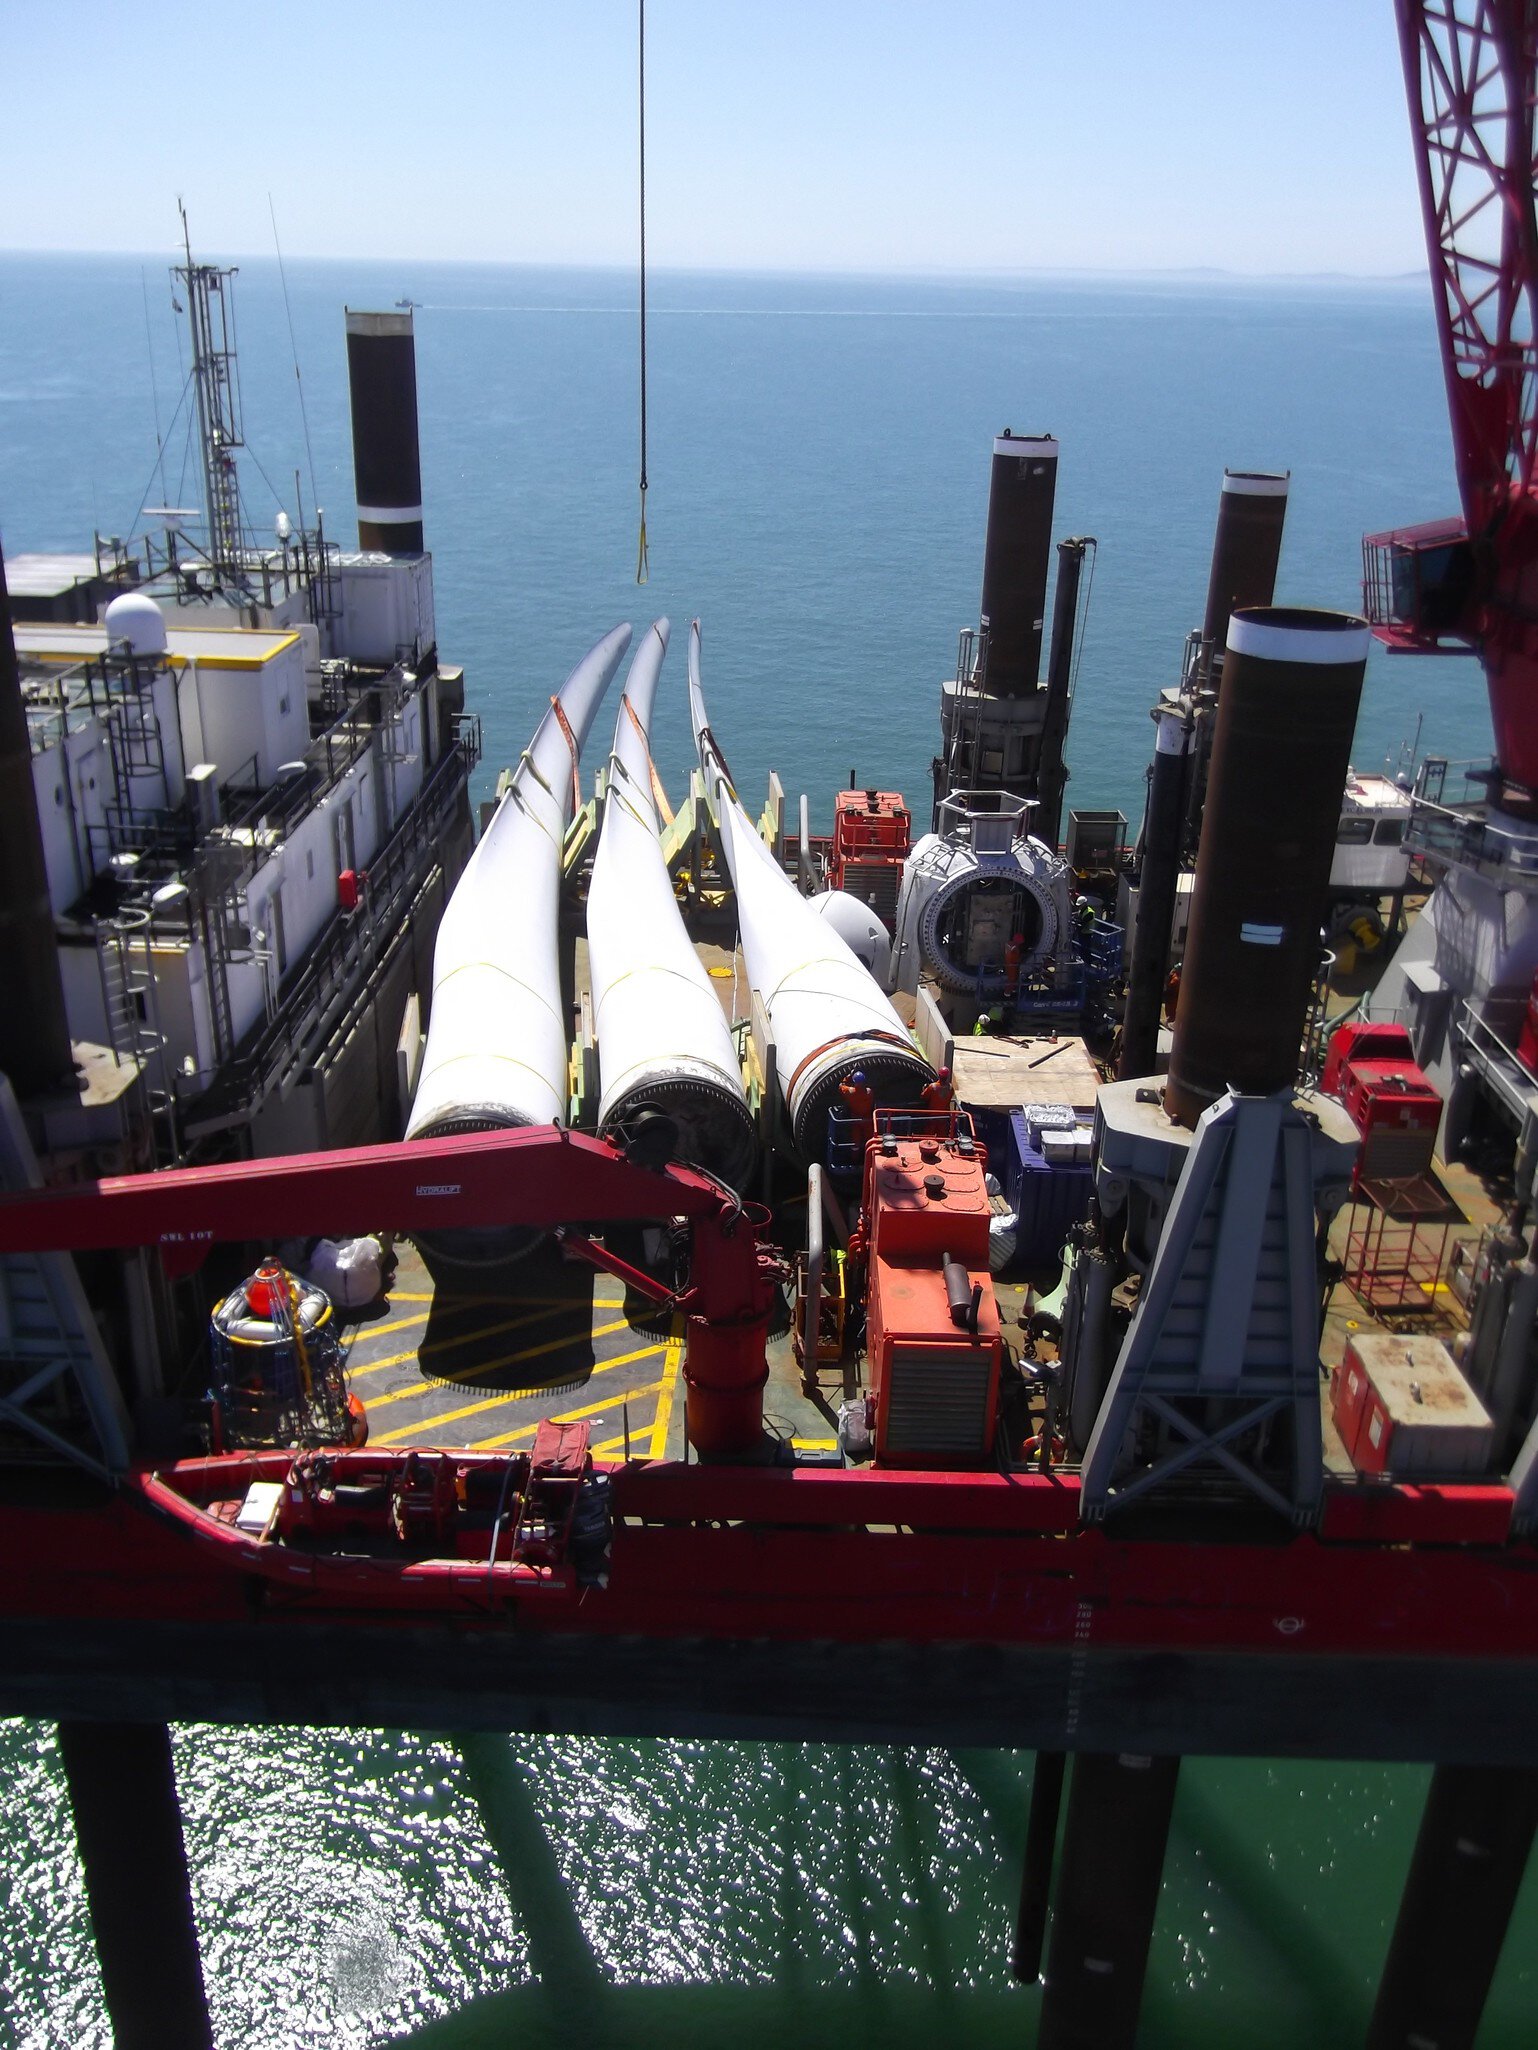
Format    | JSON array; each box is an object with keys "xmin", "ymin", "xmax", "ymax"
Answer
[{"xmin": 174, "ymin": 203, "xmax": 248, "ymax": 587}]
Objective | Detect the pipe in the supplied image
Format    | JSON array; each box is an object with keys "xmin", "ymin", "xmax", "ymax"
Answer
[
  {"xmin": 978, "ymin": 432, "xmax": 1060, "ymax": 698},
  {"xmin": 688, "ymin": 622, "xmax": 931, "ymax": 1158},
  {"xmin": 1166, "ymin": 608, "xmax": 1368, "ymax": 1128},
  {"xmin": 346, "ymin": 309, "xmax": 425, "ymax": 554},
  {"xmin": 58, "ymin": 1720, "xmax": 213, "ymax": 2050},
  {"xmin": 1367, "ymin": 1765, "xmax": 1538, "ymax": 2050},
  {"xmin": 805, "ymin": 1161, "xmax": 825, "ymax": 1371},
  {"xmin": 589, "ymin": 620, "xmax": 757, "ymax": 1189},
  {"xmin": 1036, "ymin": 536, "xmax": 1090, "ymax": 849},
  {"xmin": 1039, "ymin": 1751, "xmax": 1181, "ymax": 2050},
  {"xmin": 1200, "ymin": 470, "xmax": 1289, "ymax": 670},
  {"xmin": 1012, "ymin": 1748, "xmax": 1066, "ymax": 1983},
  {"xmin": 407, "ymin": 624, "xmax": 631, "ymax": 1261},
  {"xmin": 1484, "ymin": 1257, "xmax": 1538, "ymax": 1464},
  {"xmin": 1118, "ymin": 700, "xmax": 1193, "ymax": 1081},
  {"xmin": 0, "ymin": 543, "xmax": 74, "ymax": 1098}
]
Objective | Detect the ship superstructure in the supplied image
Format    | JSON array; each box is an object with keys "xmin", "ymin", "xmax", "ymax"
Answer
[{"xmin": 5, "ymin": 273, "xmax": 478, "ymax": 1163}]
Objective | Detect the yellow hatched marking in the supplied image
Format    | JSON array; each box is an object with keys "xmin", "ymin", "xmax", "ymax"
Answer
[
  {"xmin": 347, "ymin": 1303, "xmax": 578, "ymax": 1382},
  {"xmin": 647, "ymin": 1319, "xmax": 685, "ymax": 1459},
  {"xmin": 364, "ymin": 1315, "xmax": 634, "ymax": 1410},
  {"xmin": 386, "ymin": 1367, "xmax": 666, "ymax": 1449},
  {"xmin": 467, "ymin": 1385, "xmax": 664, "ymax": 1451},
  {"xmin": 354, "ymin": 1292, "xmax": 625, "ymax": 1351}
]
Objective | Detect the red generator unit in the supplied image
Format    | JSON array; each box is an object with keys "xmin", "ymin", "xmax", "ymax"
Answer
[
  {"xmin": 863, "ymin": 1129, "xmax": 1002, "ymax": 1467},
  {"xmin": 829, "ymin": 788, "xmax": 911, "ymax": 932},
  {"xmin": 1322, "ymin": 1020, "xmax": 1442, "ymax": 1182}
]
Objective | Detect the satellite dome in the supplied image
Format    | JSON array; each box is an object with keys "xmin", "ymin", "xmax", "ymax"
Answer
[{"xmin": 103, "ymin": 591, "xmax": 168, "ymax": 658}]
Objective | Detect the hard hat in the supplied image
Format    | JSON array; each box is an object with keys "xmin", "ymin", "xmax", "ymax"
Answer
[
  {"xmin": 937, "ymin": 1066, "xmax": 951, "ymax": 1081},
  {"xmin": 849, "ymin": 1069, "xmax": 867, "ymax": 1084}
]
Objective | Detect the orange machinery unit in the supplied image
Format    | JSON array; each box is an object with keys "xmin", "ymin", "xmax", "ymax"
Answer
[
  {"xmin": 1322, "ymin": 1020, "xmax": 1442, "ymax": 1182},
  {"xmin": 863, "ymin": 1127, "xmax": 1003, "ymax": 1467},
  {"xmin": 829, "ymin": 788, "xmax": 911, "ymax": 931}
]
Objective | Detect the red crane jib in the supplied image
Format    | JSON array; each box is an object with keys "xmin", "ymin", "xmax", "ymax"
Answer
[
  {"xmin": 0, "ymin": 1126, "xmax": 767, "ymax": 1322},
  {"xmin": 1392, "ymin": 0, "xmax": 1538, "ymax": 794}
]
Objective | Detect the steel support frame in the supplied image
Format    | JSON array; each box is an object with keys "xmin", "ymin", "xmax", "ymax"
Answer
[{"xmin": 1081, "ymin": 1090, "xmax": 1330, "ymax": 1525}]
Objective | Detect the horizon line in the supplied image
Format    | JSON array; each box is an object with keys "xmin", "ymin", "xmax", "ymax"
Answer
[{"xmin": 0, "ymin": 246, "xmax": 1429, "ymax": 289}]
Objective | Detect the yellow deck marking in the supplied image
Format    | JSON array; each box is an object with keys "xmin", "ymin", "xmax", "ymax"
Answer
[
  {"xmin": 347, "ymin": 1303, "xmax": 578, "ymax": 1382},
  {"xmin": 352, "ymin": 1292, "xmax": 626, "ymax": 1355},
  {"xmin": 647, "ymin": 1318, "xmax": 685, "ymax": 1459},
  {"xmin": 589, "ymin": 1431, "xmax": 635, "ymax": 1459},
  {"xmin": 387, "ymin": 1368, "xmax": 666, "ymax": 1448},
  {"xmin": 349, "ymin": 1299, "xmax": 629, "ymax": 1382},
  {"xmin": 389, "ymin": 1291, "xmax": 436, "ymax": 1303},
  {"xmin": 363, "ymin": 1315, "xmax": 635, "ymax": 1409}
]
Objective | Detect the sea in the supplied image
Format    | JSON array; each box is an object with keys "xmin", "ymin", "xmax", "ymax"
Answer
[{"xmin": 0, "ymin": 251, "xmax": 1531, "ymax": 2048}]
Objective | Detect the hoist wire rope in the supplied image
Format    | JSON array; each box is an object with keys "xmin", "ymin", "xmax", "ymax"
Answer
[{"xmin": 636, "ymin": 0, "xmax": 650, "ymax": 584}]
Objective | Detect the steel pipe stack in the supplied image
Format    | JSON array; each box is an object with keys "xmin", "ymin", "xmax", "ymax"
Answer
[
  {"xmin": 979, "ymin": 431, "xmax": 1060, "ymax": 696},
  {"xmin": 689, "ymin": 623, "xmax": 931, "ymax": 1156},
  {"xmin": 345, "ymin": 309, "xmax": 426, "ymax": 553},
  {"xmin": 1200, "ymin": 470, "xmax": 1290, "ymax": 667},
  {"xmin": 588, "ymin": 620, "xmax": 757, "ymax": 1189},
  {"xmin": 1165, "ymin": 607, "xmax": 1368, "ymax": 1128},
  {"xmin": 407, "ymin": 625, "xmax": 631, "ymax": 1259}
]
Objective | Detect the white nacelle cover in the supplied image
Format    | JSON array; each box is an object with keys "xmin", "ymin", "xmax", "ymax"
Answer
[
  {"xmin": 407, "ymin": 624, "xmax": 631, "ymax": 1137},
  {"xmin": 806, "ymin": 890, "xmax": 893, "ymax": 986}
]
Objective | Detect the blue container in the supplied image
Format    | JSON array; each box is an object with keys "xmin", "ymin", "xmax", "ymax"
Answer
[
  {"xmin": 1006, "ymin": 1112, "xmax": 1094, "ymax": 1265},
  {"xmin": 964, "ymin": 1104, "xmax": 1014, "ymax": 1180}
]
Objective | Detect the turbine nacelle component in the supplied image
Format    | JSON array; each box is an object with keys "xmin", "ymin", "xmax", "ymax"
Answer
[{"xmin": 892, "ymin": 791, "xmax": 1073, "ymax": 1000}]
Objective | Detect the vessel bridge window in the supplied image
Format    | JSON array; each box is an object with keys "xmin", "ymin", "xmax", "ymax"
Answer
[
  {"xmin": 1336, "ymin": 817, "xmax": 1374, "ymax": 845},
  {"xmin": 1374, "ymin": 818, "xmax": 1406, "ymax": 847}
]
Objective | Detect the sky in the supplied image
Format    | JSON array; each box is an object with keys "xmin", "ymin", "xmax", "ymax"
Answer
[{"xmin": 3, "ymin": 2, "xmax": 1426, "ymax": 276}]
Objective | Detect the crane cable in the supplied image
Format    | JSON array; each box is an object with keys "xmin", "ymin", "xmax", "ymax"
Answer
[{"xmin": 636, "ymin": 0, "xmax": 650, "ymax": 584}]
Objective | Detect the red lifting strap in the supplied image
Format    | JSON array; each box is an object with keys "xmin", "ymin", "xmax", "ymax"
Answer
[{"xmin": 550, "ymin": 695, "xmax": 582, "ymax": 816}]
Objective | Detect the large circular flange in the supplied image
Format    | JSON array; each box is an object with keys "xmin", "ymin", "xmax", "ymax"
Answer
[{"xmin": 917, "ymin": 855, "xmax": 1062, "ymax": 996}]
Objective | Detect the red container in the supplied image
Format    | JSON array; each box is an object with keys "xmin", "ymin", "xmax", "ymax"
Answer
[
  {"xmin": 1518, "ymin": 967, "xmax": 1538, "ymax": 1079},
  {"xmin": 338, "ymin": 868, "xmax": 360, "ymax": 911}
]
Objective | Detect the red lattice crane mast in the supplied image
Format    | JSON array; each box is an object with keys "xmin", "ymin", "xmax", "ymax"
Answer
[{"xmin": 1365, "ymin": 0, "xmax": 1538, "ymax": 807}]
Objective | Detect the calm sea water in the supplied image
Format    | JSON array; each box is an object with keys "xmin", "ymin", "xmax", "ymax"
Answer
[{"xmin": 0, "ymin": 252, "xmax": 1531, "ymax": 2046}]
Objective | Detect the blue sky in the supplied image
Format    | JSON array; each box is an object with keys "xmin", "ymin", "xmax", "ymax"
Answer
[{"xmin": 4, "ymin": 2, "xmax": 1425, "ymax": 275}]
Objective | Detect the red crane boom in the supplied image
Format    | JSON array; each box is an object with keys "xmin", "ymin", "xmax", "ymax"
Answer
[{"xmin": 1366, "ymin": 0, "xmax": 1538, "ymax": 801}]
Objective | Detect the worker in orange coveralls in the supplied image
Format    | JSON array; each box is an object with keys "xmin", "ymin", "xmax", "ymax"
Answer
[
  {"xmin": 1163, "ymin": 962, "xmax": 1182, "ymax": 1023},
  {"xmin": 920, "ymin": 1066, "xmax": 954, "ymax": 1116},
  {"xmin": 1003, "ymin": 930, "xmax": 1025, "ymax": 996},
  {"xmin": 839, "ymin": 1068, "xmax": 876, "ymax": 1154}
]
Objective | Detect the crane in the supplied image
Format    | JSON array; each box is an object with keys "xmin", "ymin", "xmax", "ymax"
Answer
[{"xmin": 1364, "ymin": 0, "xmax": 1538, "ymax": 811}]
